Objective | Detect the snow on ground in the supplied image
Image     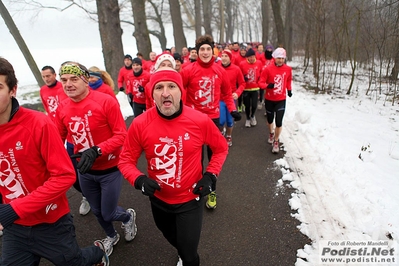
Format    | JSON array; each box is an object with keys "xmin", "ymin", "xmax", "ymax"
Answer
[{"xmin": 276, "ymin": 60, "xmax": 399, "ymax": 265}]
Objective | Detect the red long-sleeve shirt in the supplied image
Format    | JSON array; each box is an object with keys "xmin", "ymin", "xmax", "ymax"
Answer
[
  {"xmin": 117, "ymin": 66, "xmax": 132, "ymax": 89},
  {"xmin": 222, "ymin": 63, "xmax": 246, "ymax": 97},
  {"xmin": 258, "ymin": 63, "xmax": 292, "ymax": 101},
  {"xmin": 0, "ymin": 105, "xmax": 74, "ymax": 226},
  {"xmin": 239, "ymin": 59, "xmax": 263, "ymax": 90},
  {"xmin": 180, "ymin": 58, "xmax": 236, "ymax": 119},
  {"xmin": 40, "ymin": 81, "xmax": 67, "ymax": 121},
  {"xmin": 126, "ymin": 71, "xmax": 151, "ymax": 105},
  {"xmin": 55, "ymin": 90, "xmax": 127, "ymax": 170},
  {"xmin": 118, "ymin": 105, "xmax": 228, "ymax": 205}
]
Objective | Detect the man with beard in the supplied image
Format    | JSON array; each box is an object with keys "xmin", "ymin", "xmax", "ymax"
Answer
[{"xmin": 119, "ymin": 67, "xmax": 228, "ymax": 266}]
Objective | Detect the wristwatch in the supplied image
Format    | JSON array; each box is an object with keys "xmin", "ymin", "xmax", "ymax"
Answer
[{"xmin": 96, "ymin": 147, "xmax": 102, "ymax": 156}]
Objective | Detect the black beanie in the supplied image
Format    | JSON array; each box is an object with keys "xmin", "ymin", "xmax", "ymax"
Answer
[
  {"xmin": 245, "ymin": 48, "xmax": 256, "ymax": 57},
  {"xmin": 195, "ymin": 37, "xmax": 215, "ymax": 53},
  {"xmin": 173, "ymin": 53, "xmax": 182, "ymax": 63},
  {"xmin": 124, "ymin": 54, "xmax": 133, "ymax": 60},
  {"xmin": 132, "ymin": 57, "xmax": 142, "ymax": 66}
]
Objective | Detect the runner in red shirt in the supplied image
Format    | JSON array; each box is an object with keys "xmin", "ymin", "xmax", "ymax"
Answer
[
  {"xmin": 56, "ymin": 62, "xmax": 137, "ymax": 257},
  {"xmin": 259, "ymin": 47, "xmax": 293, "ymax": 153},
  {"xmin": 0, "ymin": 57, "xmax": 108, "ymax": 266},
  {"xmin": 119, "ymin": 67, "xmax": 228, "ymax": 266},
  {"xmin": 40, "ymin": 65, "xmax": 67, "ymax": 120},
  {"xmin": 180, "ymin": 34, "xmax": 241, "ymax": 209},
  {"xmin": 126, "ymin": 58, "xmax": 151, "ymax": 117},
  {"xmin": 117, "ymin": 54, "xmax": 133, "ymax": 91}
]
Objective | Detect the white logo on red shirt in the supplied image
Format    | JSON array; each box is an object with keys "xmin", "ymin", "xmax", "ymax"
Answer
[
  {"xmin": 196, "ymin": 76, "xmax": 215, "ymax": 107},
  {"xmin": 68, "ymin": 113, "xmax": 94, "ymax": 152},
  {"xmin": 273, "ymin": 72, "xmax": 286, "ymax": 94},
  {"xmin": 150, "ymin": 136, "xmax": 184, "ymax": 188},
  {"xmin": 0, "ymin": 150, "xmax": 27, "ymax": 200},
  {"xmin": 47, "ymin": 95, "xmax": 59, "ymax": 117}
]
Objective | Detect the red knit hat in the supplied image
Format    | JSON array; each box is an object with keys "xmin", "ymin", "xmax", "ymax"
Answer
[
  {"xmin": 221, "ymin": 49, "xmax": 233, "ymax": 62},
  {"xmin": 149, "ymin": 68, "xmax": 185, "ymax": 100}
]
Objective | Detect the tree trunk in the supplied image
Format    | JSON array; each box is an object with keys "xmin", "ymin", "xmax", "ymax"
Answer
[
  {"xmin": 131, "ymin": 0, "xmax": 152, "ymax": 57},
  {"xmin": 225, "ymin": 0, "xmax": 233, "ymax": 42},
  {"xmin": 270, "ymin": 0, "xmax": 285, "ymax": 48},
  {"xmin": 147, "ymin": 0, "xmax": 167, "ymax": 53},
  {"xmin": 285, "ymin": 0, "xmax": 293, "ymax": 60},
  {"xmin": 169, "ymin": 0, "xmax": 187, "ymax": 53},
  {"xmin": 219, "ymin": 0, "xmax": 225, "ymax": 43},
  {"xmin": 0, "ymin": 0, "xmax": 44, "ymax": 87},
  {"xmin": 194, "ymin": 0, "xmax": 202, "ymax": 38},
  {"xmin": 202, "ymin": 0, "xmax": 212, "ymax": 36},
  {"xmin": 179, "ymin": 0, "xmax": 195, "ymax": 27},
  {"xmin": 95, "ymin": 0, "xmax": 124, "ymax": 91},
  {"xmin": 261, "ymin": 0, "xmax": 269, "ymax": 46}
]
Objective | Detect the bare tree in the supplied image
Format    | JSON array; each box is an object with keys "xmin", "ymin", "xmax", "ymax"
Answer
[
  {"xmin": 218, "ymin": 0, "xmax": 225, "ymax": 43},
  {"xmin": 95, "ymin": 0, "xmax": 124, "ymax": 90},
  {"xmin": 169, "ymin": 0, "xmax": 187, "ymax": 52},
  {"xmin": 194, "ymin": 0, "xmax": 202, "ymax": 37},
  {"xmin": 145, "ymin": 0, "xmax": 167, "ymax": 53},
  {"xmin": 285, "ymin": 0, "xmax": 293, "ymax": 60},
  {"xmin": 202, "ymin": 0, "xmax": 212, "ymax": 36},
  {"xmin": 270, "ymin": 0, "xmax": 285, "ymax": 47},
  {"xmin": 130, "ymin": 0, "xmax": 152, "ymax": 58},
  {"xmin": 0, "ymin": 0, "xmax": 44, "ymax": 87}
]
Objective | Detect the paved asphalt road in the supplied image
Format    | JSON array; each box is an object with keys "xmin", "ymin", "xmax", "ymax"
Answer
[{"xmin": 2, "ymin": 109, "xmax": 310, "ymax": 266}]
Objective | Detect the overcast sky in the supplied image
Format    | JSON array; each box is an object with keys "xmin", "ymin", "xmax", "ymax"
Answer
[{"xmin": 1, "ymin": 1, "xmax": 154, "ymax": 85}]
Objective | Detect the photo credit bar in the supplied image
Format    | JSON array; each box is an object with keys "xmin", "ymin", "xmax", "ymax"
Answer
[{"xmin": 319, "ymin": 240, "xmax": 397, "ymax": 265}]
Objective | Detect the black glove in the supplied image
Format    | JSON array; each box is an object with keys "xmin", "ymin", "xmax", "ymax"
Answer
[
  {"xmin": 230, "ymin": 110, "xmax": 241, "ymax": 121},
  {"xmin": 70, "ymin": 146, "xmax": 100, "ymax": 174},
  {"xmin": 0, "ymin": 204, "xmax": 19, "ymax": 228},
  {"xmin": 244, "ymin": 75, "xmax": 249, "ymax": 82},
  {"xmin": 138, "ymin": 85, "xmax": 144, "ymax": 93},
  {"xmin": 267, "ymin": 83, "xmax": 275, "ymax": 89},
  {"xmin": 287, "ymin": 91, "xmax": 292, "ymax": 97},
  {"xmin": 193, "ymin": 172, "xmax": 217, "ymax": 198},
  {"xmin": 134, "ymin": 175, "xmax": 161, "ymax": 197},
  {"xmin": 127, "ymin": 93, "xmax": 133, "ymax": 103},
  {"xmin": 119, "ymin": 87, "xmax": 125, "ymax": 92}
]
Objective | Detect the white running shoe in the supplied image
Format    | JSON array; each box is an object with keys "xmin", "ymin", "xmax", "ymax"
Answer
[
  {"xmin": 250, "ymin": 116, "xmax": 257, "ymax": 126},
  {"xmin": 268, "ymin": 133, "xmax": 275, "ymax": 144},
  {"xmin": 245, "ymin": 119, "xmax": 251, "ymax": 128},
  {"xmin": 93, "ymin": 241, "xmax": 110, "ymax": 266},
  {"xmin": 272, "ymin": 140, "xmax": 280, "ymax": 154},
  {"xmin": 79, "ymin": 197, "xmax": 91, "ymax": 215},
  {"xmin": 94, "ymin": 233, "xmax": 120, "ymax": 257},
  {"xmin": 121, "ymin": 208, "xmax": 137, "ymax": 241}
]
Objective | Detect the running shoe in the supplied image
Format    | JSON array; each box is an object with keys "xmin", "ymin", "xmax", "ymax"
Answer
[
  {"xmin": 245, "ymin": 119, "xmax": 251, "ymax": 128},
  {"xmin": 93, "ymin": 241, "xmax": 110, "ymax": 266},
  {"xmin": 237, "ymin": 106, "xmax": 242, "ymax": 113},
  {"xmin": 121, "ymin": 208, "xmax": 137, "ymax": 242},
  {"xmin": 268, "ymin": 133, "xmax": 275, "ymax": 144},
  {"xmin": 272, "ymin": 140, "xmax": 280, "ymax": 154},
  {"xmin": 226, "ymin": 136, "xmax": 232, "ymax": 147},
  {"xmin": 79, "ymin": 197, "xmax": 91, "ymax": 215},
  {"xmin": 94, "ymin": 233, "xmax": 120, "ymax": 257},
  {"xmin": 206, "ymin": 192, "xmax": 217, "ymax": 209},
  {"xmin": 250, "ymin": 116, "xmax": 257, "ymax": 126}
]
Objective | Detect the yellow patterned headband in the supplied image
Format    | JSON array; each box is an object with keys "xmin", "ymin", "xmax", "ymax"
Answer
[{"xmin": 59, "ymin": 63, "xmax": 90, "ymax": 82}]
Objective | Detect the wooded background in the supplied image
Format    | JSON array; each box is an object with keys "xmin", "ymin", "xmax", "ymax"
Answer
[{"xmin": 1, "ymin": 0, "xmax": 398, "ymax": 102}]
